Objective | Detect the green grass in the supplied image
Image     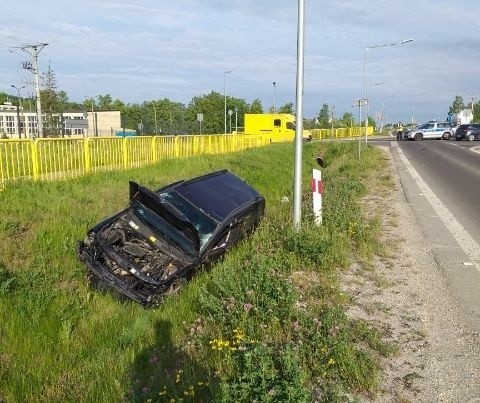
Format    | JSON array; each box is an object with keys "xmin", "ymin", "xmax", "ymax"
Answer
[{"xmin": 0, "ymin": 141, "xmax": 391, "ymax": 402}]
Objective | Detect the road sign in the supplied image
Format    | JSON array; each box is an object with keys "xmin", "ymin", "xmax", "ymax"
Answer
[
  {"xmin": 64, "ymin": 119, "xmax": 87, "ymax": 128},
  {"xmin": 197, "ymin": 113, "xmax": 203, "ymax": 122}
]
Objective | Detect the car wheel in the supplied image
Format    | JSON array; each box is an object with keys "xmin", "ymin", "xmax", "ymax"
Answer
[
  {"xmin": 414, "ymin": 133, "xmax": 423, "ymax": 141},
  {"xmin": 442, "ymin": 132, "xmax": 450, "ymax": 140},
  {"xmin": 468, "ymin": 134, "xmax": 475, "ymax": 142},
  {"xmin": 165, "ymin": 277, "xmax": 187, "ymax": 296}
]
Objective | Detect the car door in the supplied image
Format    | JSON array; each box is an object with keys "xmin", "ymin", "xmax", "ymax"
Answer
[
  {"xmin": 423, "ymin": 123, "xmax": 435, "ymax": 138},
  {"xmin": 204, "ymin": 208, "xmax": 257, "ymax": 263}
]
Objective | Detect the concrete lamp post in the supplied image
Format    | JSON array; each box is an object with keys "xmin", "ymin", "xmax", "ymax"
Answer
[{"xmin": 224, "ymin": 70, "xmax": 232, "ymax": 134}]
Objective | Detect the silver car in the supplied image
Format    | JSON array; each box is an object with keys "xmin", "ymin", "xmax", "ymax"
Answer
[{"xmin": 403, "ymin": 121, "xmax": 454, "ymax": 141}]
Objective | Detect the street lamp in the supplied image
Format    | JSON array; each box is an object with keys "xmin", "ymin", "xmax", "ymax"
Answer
[
  {"xmin": 224, "ymin": 70, "xmax": 232, "ymax": 134},
  {"xmin": 234, "ymin": 107, "xmax": 238, "ymax": 133},
  {"xmin": 363, "ymin": 39, "xmax": 413, "ymax": 144},
  {"xmin": 273, "ymin": 81, "xmax": 276, "ymax": 113},
  {"xmin": 11, "ymin": 84, "xmax": 25, "ymax": 138},
  {"xmin": 153, "ymin": 106, "xmax": 158, "ymax": 135},
  {"xmin": 228, "ymin": 109, "xmax": 233, "ymax": 133},
  {"xmin": 293, "ymin": 0, "xmax": 305, "ymax": 227}
]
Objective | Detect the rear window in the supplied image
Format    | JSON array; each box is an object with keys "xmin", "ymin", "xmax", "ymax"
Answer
[{"xmin": 174, "ymin": 172, "xmax": 261, "ymax": 221}]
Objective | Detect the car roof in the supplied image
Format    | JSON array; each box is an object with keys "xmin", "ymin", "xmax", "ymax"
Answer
[{"xmin": 171, "ymin": 170, "xmax": 263, "ymax": 222}]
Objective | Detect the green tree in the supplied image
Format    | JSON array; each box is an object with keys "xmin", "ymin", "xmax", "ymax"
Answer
[
  {"xmin": 277, "ymin": 102, "xmax": 294, "ymax": 114},
  {"xmin": 449, "ymin": 95, "xmax": 465, "ymax": 114},
  {"xmin": 318, "ymin": 104, "xmax": 330, "ymax": 128},
  {"xmin": 97, "ymin": 94, "xmax": 113, "ymax": 110},
  {"xmin": 473, "ymin": 101, "xmax": 480, "ymax": 123},
  {"xmin": 0, "ymin": 92, "xmax": 8, "ymax": 105},
  {"xmin": 186, "ymin": 92, "xmax": 250, "ymax": 134},
  {"xmin": 186, "ymin": 91, "xmax": 224, "ymax": 134},
  {"xmin": 40, "ymin": 63, "xmax": 62, "ymax": 137},
  {"xmin": 340, "ymin": 112, "xmax": 355, "ymax": 127},
  {"xmin": 142, "ymin": 99, "xmax": 189, "ymax": 135},
  {"xmin": 249, "ymin": 99, "xmax": 263, "ymax": 114}
]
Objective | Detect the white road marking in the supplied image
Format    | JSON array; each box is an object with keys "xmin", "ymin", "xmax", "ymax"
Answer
[{"xmin": 394, "ymin": 143, "xmax": 480, "ymax": 271}]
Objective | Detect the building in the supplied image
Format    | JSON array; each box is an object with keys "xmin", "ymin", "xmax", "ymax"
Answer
[{"xmin": 0, "ymin": 102, "xmax": 122, "ymax": 139}]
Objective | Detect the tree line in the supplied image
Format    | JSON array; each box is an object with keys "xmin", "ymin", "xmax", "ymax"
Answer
[
  {"xmin": 448, "ymin": 95, "xmax": 480, "ymax": 122},
  {"xmin": 1, "ymin": 66, "xmax": 385, "ymax": 137}
]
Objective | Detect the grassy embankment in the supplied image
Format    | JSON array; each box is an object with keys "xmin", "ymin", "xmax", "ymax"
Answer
[{"xmin": 0, "ymin": 141, "xmax": 395, "ymax": 402}]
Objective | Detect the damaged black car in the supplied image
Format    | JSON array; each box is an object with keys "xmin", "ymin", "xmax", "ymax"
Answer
[{"xmin": 78, "ymin": 170, "xmax": 265, "ymax": 306}]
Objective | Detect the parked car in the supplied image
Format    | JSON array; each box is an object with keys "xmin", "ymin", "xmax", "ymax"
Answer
[
  {"xmin": 78, "ymin": 170, "xmax": 265, "ymax": 306},
  {"xmin": 403, "ymin": 121, "xmax": 454, "ymax": 141},
  {"xmin": 455, "ymin": 123, "xmax": 480, "ymax": 141}
]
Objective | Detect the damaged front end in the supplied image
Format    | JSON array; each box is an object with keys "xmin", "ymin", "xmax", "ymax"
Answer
[{"xmin": 78, "ymin": 182, "xmax": 201, "ymax": 306}]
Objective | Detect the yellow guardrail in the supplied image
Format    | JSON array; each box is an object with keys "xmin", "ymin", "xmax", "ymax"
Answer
[
  {"xmin": 0, "ymin": 134, "xmax": 269, "ymax": 189},
  {"xmin": 310, "ymin": 126, "xmax": 373, "ymax": 140},
  {"xmin": 0, "ymin": 128, "xmax": 373, "ymax": 189}
]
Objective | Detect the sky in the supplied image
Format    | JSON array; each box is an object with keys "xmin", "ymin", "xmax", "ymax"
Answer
[{"xmin": 1, "ymin": 0, "xmax": 479, "ymax": 124}]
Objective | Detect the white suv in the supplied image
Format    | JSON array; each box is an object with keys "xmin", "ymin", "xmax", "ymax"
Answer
[{"xmin": 403, "ymin": 121, "xmax": 454, "ymax": 141}]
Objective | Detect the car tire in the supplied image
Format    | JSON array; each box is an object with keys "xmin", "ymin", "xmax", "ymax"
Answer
[
  {"xmin": 414, "ymin": 133, "xmax": 422, "ymax": 141},
  {"xmin": 468, "ymin": 134, "xmax": 475, "ymax": 141},
  {"xmin": 442, "ymin": 132, "xmax": 450, "ymax": 140}
]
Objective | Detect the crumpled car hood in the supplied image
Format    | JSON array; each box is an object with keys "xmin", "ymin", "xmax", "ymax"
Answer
[{"xmin": 129, "ymin": 181, "xmax": 201, "ymax": 254}]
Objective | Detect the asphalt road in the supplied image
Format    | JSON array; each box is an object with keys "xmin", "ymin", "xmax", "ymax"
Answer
[
  {"xmin": 370, "ymin": 136, "xmax": 480, "ymax": 244},
  {"xmin": 371, "ymin": 136, "xmax": 480, "ymax": 332},
  {"xmin": 398, "ymin": 138, "xmax": 480, "ymax": 244}
]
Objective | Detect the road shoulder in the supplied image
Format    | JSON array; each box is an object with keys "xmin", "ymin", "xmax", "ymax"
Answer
[{"xmin": 341, "ymin": 144, "xmax": 480, "ymax": 401}]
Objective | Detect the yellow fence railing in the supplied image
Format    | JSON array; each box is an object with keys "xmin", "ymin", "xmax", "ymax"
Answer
[
  {"xmin": 0, "ymin": 134, "xmax": 269, "ymax": 189},
  {"xmin": 310, "ymin": 126, "xmax": 373, "ymax": 140},
  {"xmin": 0, "ymin": 128, "xmax": 374, "ymax": 189}
]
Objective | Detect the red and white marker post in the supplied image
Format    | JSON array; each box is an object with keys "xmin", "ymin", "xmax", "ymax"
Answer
[{"xmin": 311, "ymin": 169, "xmax": 323, "ymax": 225}]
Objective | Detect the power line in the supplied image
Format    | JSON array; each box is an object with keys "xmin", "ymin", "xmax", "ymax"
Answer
[{"xmin": 12, "ymin": 43, "xmax": 48, "ymax": 138}]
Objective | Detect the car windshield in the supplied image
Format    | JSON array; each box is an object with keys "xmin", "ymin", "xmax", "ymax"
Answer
[
  {"xmin": 159, "ymin": 190, "xmax": 218, "ymax": 249},
  {"xmin": 131, "ymin": 201, "xmax": 198, "ymax": 256}
]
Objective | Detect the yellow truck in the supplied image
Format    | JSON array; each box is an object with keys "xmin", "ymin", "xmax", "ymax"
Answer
[{"xmin": 243, "ymin": 113, "xmax": 312, "ymax": 143}]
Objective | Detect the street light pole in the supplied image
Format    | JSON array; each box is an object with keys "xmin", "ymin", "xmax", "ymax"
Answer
[
  {"xmin": 11, "ymin": 84, "xmax": 25, "ymax": 139},
  {"xmin": 153, "ymin": 106, "xmax": 158, "ymax": 135},
  {"xmin": 234, "ymin": 107, "xmax": 238, "ymax": 133},
  {"xmin": 363, "ymin": 39, "xmax": 413, "ymax": 145},
  {"xmin": 293, "ymin": 0, "xmax": 305, "ymax": 227},
  {"xmin": 273, "ymin": 81, "xmax": 276, "ymax": 113},
  {"xmin": 224, "ymin": 70, "xmax": 232, "ymax": 134}
]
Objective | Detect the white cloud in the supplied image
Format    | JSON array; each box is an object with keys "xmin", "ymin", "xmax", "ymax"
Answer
[{"xmin": 2, "ymin": 0, "xmax": 479, "ymax": 121}]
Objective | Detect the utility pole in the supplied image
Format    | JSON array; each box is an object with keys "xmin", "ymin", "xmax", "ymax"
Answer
[
  {"xmin": 331, "ymin": 105, "xmax": 335, "ymax": 137},
  {"xmin": 18, "ymin": 43, "xmax": 48, "ymax": 138},
  {"xmin": 153, "ymin": 106, "xmax": 158, "ymax": 135}
]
